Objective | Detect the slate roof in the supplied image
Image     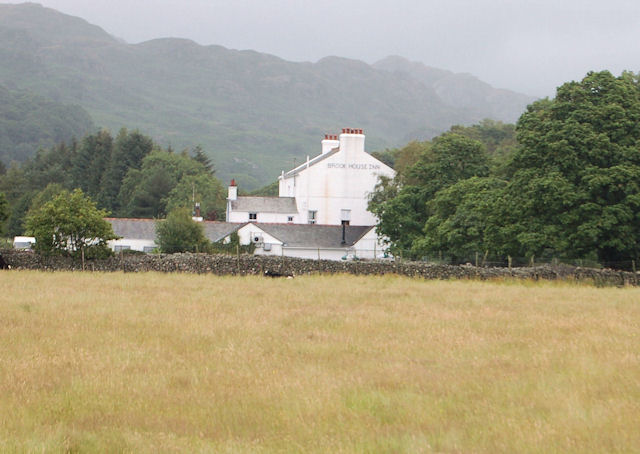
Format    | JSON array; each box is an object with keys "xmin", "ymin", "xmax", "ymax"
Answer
[
  {"xmin": 106, "ymin": 218, "xmax": 244, "ymax": 243},
  {"xmin": 202, "ymin": 222, "xmax": 245, "ymax": 243},
  {"xmin": 282, "ymin": 148, "xmax": 339, "ymax": 178},
  {"xmin": 251, "ymin": 223, "xmax": 374, "ymax": 248},
  {"xmin": 106, "ymin": 218, "xmax": 156, "ymax": 241},
  {"xmin": 230, "ymin": 197, "xmax": 298, "ymax": 213}
]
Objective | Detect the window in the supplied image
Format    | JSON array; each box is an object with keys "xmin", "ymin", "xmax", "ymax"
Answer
[
  {"xmin": 308, "ymin": 210, "xmax": 317, "ymax": 224},
  {"xmin": 143, "ymin": 246, "xmax": 155, "ymax": 253},
  {"xmin": 114, "ymin": 245, "xmax": 131, "ymax": 252},
  {"xmin": 249, "ymin": 212, "xmax": 257, "ymax": 220},
  {"xmin": 341, "ymin": 209, "xmax": 351, "ymax": 226},
  {"xmin": 287, "ymin": 216, "xmax": 294, "ymax": 222}
]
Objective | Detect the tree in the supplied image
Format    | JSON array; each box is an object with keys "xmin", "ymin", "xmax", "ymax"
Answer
[
  {"xmin": 0, "ymin": 192, "xmax": 8, "ymax": 234},
  {"xmin": 165, "ymin": 173, "xmax": 226, "ymax": 221},
  {"xmin": 70, "ymin": 129, "xmax": 113, "ymax": 199},
  {"xmin": 368, "ymin": 133, "xmax": 489, "ymax": 254},
  {"xmin": 411, "ymin": 177, "xmax": 507, "ymax": 262},
  {"xmin": 507, "ymin": 70, "xmax": 640, "ymax": 263},
  {"xmin": 191, "ymin": 145, "xmax": 215, "ymax": 175},
  {"xmin": 97, "ymin": 129, "xmax": 154, "ymax": 213},
  {"xmin": 156, "ymin": 208, "xmax": 209, "ymax": 253},
  {"xmin": 118, "ymin": 149, "xmax": 216, "ymax": 218},
  {"xmin": 25, "ymin": 189, "xmax": 117, "ymax": 257}
]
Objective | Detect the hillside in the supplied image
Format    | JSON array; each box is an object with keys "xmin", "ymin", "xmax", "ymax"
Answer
[
  {"xmin": 0, "ymin": 3, "xmax": 536, "ymax": 188},
  {"xmin": 0, "ymin": 84, "xmax": 94, "ymax": 163}
]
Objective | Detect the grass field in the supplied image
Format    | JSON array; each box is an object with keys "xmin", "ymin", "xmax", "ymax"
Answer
[{"xmin": 1, "ymin": 272, "xmax": 639, "ymax": 453}]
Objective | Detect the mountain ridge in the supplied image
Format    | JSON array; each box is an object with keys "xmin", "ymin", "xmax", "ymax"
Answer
[{"xmin": 0, "ymin": 2, "xmax": 536, "ymax": 188}]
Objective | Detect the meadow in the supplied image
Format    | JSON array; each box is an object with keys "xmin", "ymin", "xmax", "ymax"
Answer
[{"xmin": 0, "ymin": 272, "xmax": 639, "ymax": 453}]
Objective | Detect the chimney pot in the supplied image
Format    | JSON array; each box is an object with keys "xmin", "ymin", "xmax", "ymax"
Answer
[{"xmin": 230, "ymin": 179, "xmax": 236, "ymax": 187}]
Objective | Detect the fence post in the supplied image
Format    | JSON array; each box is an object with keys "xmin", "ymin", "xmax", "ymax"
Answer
[
  {"xmin": 508, "ymin": 255, "xmax": 512, "ymax": 271},
  {"xmin": 236, "ymin": 244, "xmax": 240, "ymax": 273},
  {"xmin": 475, "ymin": 251, "xmax": 478, "ymax": 267},
  {"xmin": 633, "ymin": 260, "xmax": 637, "ymax": 286},
  {"xmin": 81, "ymin": 246, "xmax": 85, "ymax": 272}
]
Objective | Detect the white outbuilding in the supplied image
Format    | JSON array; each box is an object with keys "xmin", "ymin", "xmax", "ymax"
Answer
[{"xmin": 237, "ymin": 222, "xmax": 388, "ymax": 260}]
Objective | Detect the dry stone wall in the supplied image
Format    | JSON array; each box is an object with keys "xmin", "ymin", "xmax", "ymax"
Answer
[{"xmin": 1, "ymin": 249, "xmax": 637, "ymax": 287}]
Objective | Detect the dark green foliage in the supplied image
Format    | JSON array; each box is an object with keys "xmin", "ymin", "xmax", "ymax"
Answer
[
  {"xmin": 0, "ymin": 129, "xmax": 229, "ymax": 233},
  {"xmin": 166, "ymin": 173, "xmax": 226, "ymax": 221},
  {"xmin": 0, "ymin": 192, "xmax": 8, "ymax": 234},
  {"xmin": 208, "ymin": 232, "xmax": 256, "ymax": 255},
  {"xmin": 97, "ymin": 129, "xmax": 154, "ymax": 213},
  {"xmin": 191, "ymin": 146, "xmax": 215, "ymax": 175},
  {"xmin": 411, "ymin": 177, "xmax": 507, "ymax": 261},
  {"xmin": 70, "ymin": 130, "xmax": 113, "ymax": 198},
  {"xmin": 156, "ymin": 208, "xmax": 209, "ymax": 253},
  {"xmin": 503, "ymin": 71, "xmax": 640, "ymax": 263},
  {"xmin": 372, "ymin": 71, "xmax": 640, "ymax": 266},
  {"xmin": 369, "ymin": 133, "xmax": 490, "ymax": 255},
  {"xmin": 6, "ymin": 192, "xmax": 34, "ymax": 237},
  {"xmin": 25, "ymin": 189, "xmax": 116, "ymax": 257},
  {"xmin": 119, "ymin": 149, "xmax": 225, "ymax": 219}
]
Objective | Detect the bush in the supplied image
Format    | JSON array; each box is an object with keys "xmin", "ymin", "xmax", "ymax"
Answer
[{"xmin": 156, "ymin": 208, "xmax": 209, "ymax": 253}]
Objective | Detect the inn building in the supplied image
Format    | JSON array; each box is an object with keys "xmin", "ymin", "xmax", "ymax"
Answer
[{"xmin": 226, "ymin": 128, "xmax": 395, "ymax": 226}]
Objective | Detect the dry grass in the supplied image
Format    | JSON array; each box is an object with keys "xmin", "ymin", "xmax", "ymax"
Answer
[{"xmin": 0, "ymin": 271, "xmax": 639, "ymax": 453}]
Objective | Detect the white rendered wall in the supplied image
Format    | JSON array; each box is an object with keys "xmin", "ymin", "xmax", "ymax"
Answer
[
  {"xmin": 280, "ymin": 247, "xmax": 349, "ymax": 261},
  {"xmin": 237, "ymin": 224, "xmax": 283, "ymax": 257},
  {"xmin": 351, "ymin": 228, "xmax": 390, "ymax": 259},
  {"xmin": 227, "ymin": 210, "xmax": 299, "ymax": 224},
  {"xmin": 108, "ymin": 238, "xmax": 156, "ymax": 252},
  {"xmin": 278, "ymin": 132, "xmax": 395, "ymax": 226}
]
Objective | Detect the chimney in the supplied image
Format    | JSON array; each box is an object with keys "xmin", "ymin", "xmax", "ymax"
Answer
[
  {"xmin": 339, "ymin": 127, "xmax": 365, "ymax": 159},
  {"xmin": 228, "ymin": 179, "xmax": 238, "ymax": 201},
  {"xmin": 321, "ymin": 133, "xmax": 340, "ymax": 154},
  {"xmin": 192, "ymin": 202, "xmax": 203, "ymax": 222}
]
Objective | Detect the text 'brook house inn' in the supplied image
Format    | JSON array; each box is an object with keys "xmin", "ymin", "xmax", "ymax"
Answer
[{"xmin": 109, "ymin": 129, "xmax": 395, "ymax": 260}]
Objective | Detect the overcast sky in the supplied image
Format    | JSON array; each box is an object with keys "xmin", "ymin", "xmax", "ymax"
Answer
[{"xmin": 9, "ymin": 0, "xmax": 640, "ymax": 97}]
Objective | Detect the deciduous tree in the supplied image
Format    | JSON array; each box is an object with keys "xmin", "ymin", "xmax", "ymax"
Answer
[
  {"xmin": 25, "ymin": 189, "xmax": 116, "ymax": 257},
  {"xmin": 156, "ymin": 208, "xmax": 209, "ymax": 253}
]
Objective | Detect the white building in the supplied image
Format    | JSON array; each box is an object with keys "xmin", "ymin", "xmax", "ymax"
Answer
[
  {"xmin": 106, "ymin": 218, "xmax": 243, "ymax": 252},
  {"xmin": 237, "ymin": 222, "xmax": 388, "ymax": 260},
  {"xmin": 226, "ymin": 128, "xmax": 395, "ymax": 226}
]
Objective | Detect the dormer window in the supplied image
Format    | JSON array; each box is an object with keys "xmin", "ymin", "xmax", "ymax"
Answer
[{"xmin": 249, "ymin": 213, "xmax": 257, "ymax": 220}]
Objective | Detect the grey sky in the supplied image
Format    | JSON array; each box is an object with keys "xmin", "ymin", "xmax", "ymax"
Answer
[{"xmin": 10, "ymin": 0, "xmax": 640, "ymax": 97}]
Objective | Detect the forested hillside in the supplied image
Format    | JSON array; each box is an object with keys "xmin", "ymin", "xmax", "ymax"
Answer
[
  {"xmin": 0, "ymin": 3, "xmax": 535, "ymax": 189},
  {"xmin": 0, "ymin": 85, "xmax": 94, "ymax": 163}
]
